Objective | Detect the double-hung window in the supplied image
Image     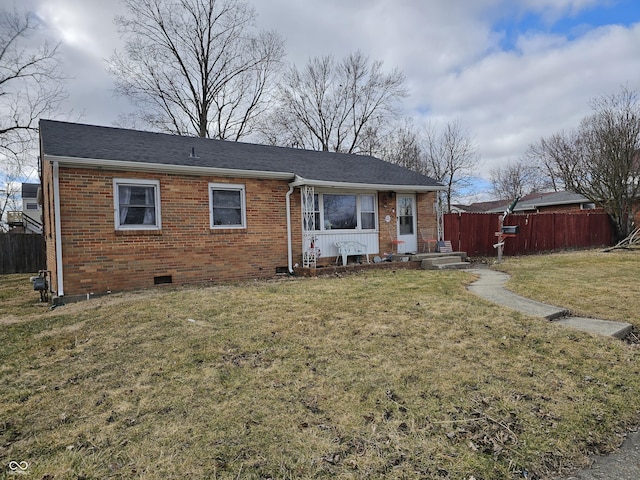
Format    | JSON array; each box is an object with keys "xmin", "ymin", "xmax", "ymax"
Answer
[
  {"xmin": 360, "ymin": 194, "xmax": 376, "ymax": 230},
  {"xmin": 209, "ymin": 183, "xmax": 246, "ymax": 229},
  {"xmin": 114, "ymin": 179, "xmax": 161, "ymax": 230},
  {"xmin": 311, "ymin": 193, "xmax": 377, "ymax": 231}
]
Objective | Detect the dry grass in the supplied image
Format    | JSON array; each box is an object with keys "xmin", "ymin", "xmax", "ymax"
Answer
[
  {"xmin": 1, "ymin": 259, "xmax": 639, "ymax": 479},
  {"xmin": 0, "ymin": 274, "xmax": 52, "ymax": 324},
  {"xmin": 496, "ymin": 249, "xmax": 640, "ymax": 326}
]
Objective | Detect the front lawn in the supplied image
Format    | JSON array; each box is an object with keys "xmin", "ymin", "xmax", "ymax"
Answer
[
  {"xmin": 497, "ymin": 249, "xmax": 640, "ymax": 327},
  {"xmin": 1, "ymin": 253, "xmax": 639, "ymax": 479}
]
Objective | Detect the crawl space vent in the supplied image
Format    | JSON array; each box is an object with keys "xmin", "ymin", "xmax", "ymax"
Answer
[{"xmin": 154, "ymin": 275, "xmax": 173, "ymax": 285}]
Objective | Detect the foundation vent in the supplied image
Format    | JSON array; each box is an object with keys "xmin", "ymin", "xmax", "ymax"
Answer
[{"xmin": 154, "ymin": 275, "xmax": 173, "ymax": 285}]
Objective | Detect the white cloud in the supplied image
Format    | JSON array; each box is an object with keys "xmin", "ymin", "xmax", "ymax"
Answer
[
  {"xmin": 33, "ymin": 0, "xmax": 123, "ymax": 59},
  {"xmin": 1, "ymin": 0, "xmax": 638, "ymax": 188},
  {"xmin": 414, "ymin": 19, "xmax": 640, "ymax": 176}
]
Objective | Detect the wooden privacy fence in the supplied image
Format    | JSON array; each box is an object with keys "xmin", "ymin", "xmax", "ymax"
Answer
[
  {"xmin": 0, "ymin": 234, "xmax": 45, "ymax": 274},
  {"xmin": 444, "ymin": 212, "xmax": 613, "ymax": 257}
]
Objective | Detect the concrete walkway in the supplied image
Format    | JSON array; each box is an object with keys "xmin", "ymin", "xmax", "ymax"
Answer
[
  {"xmin": 468, "ymin": 267, "xmax": 638, "ymax": 479},
  {"xmin": 467, "ymin": 268, "xmax": 632, "ymax": 339},
  {"xmin": 561, "ymin": 429, "xmax": 640, "ymax": 480}
]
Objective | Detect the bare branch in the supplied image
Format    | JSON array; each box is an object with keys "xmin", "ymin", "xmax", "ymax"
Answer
[
  {"xmin": 108, "ymin": 0, "xmax": 284, "ymax": 139},
  {"xmin": 259, "ymin": 50, "xmax": 407, "ymax": 154},
  {"xmin": 421, "ymin": 119, "xmax": 480, "ymax": 212},
  {"xmin": 526, "ymin": 86, "xmax": 640, "ymax": 240},
  {"xmin": 0, "ymin": 8, "xmax": 66, "ymax": 154},
  {"xmin": 490, "ymin": 158, "xmax": 550, "ymax": 200},
  {"xmin": 0, "ymin": 6, "xmax": 67, "ymax": 229}
]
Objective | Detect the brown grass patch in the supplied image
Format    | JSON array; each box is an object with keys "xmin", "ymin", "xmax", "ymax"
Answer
[
  {"xmin": 497, "ymin": 249, "xmax": 640, "ymax": 326},
  {"xmin": 1, "ymin": 264, "xmax": 639, "ymax": 479}
]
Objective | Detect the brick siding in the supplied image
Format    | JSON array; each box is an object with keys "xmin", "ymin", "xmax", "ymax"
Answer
[
  {"xmin": 47, "ymin": 167, "xmax": 290, "ymax": 295},
  {"xmin": 45, "ymin": 164, "xmax": 438, "ymax": 296}
]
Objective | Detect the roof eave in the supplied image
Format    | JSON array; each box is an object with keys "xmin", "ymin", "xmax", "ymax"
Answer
[
  {"xmin": 289, "ymin": 175, "xmax": 446, "ymax": 192},
  {"xmin": 513, "ymin": 199, "xmax": 590, "ymax": 211},
  {"xmin": 43, "ymin": 155, "xmax": 295, "ymax": 181},
  {"xmin": 43, "ymin": 156, "xmax": 445, "ymax": 191}
]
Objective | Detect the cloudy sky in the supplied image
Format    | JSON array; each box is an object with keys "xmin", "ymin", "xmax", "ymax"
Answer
[{"xmin": 5, "ymin": 0, "xmax": 640, "ymax": 197}]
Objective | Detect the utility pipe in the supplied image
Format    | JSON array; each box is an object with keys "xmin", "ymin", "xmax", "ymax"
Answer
[
  {"xmin": 52, "ymin": 161, "xmax": 64, "ymax": 296},
  {"xmin": 285, "ymin": 184, "xmax": 295, "ymax": 274}
]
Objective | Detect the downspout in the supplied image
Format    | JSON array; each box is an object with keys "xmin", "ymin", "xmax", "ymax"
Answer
[
  {"xmin": 52, "ymin": 161, "xmax": 64, "ymax": 296},
  {"xmin": 286, "ymin": 184, "xmax": 295, "ymax": 273}
]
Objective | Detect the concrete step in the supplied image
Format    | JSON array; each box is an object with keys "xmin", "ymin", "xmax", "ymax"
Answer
[
  {"xmin": 421, "ymin": 255, "xmax": 470, "ymax": 270},
  {"xmin": 429, "ymin": 255, "xmax": 465, "ymax": 265},
  {"xmin": 410, "ymin": 252, "xmax": 468, "ymax": 262},
  {"xmin": 437, "ymin": 262, "xmax": 471, "ymax": 270}
]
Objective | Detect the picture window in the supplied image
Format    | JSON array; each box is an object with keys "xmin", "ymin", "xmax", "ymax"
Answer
[{"xmin": 308, "ymin": 192, "xmax": 377, "ymax": 231}]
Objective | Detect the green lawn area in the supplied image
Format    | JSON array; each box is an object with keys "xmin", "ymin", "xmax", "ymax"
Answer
[{"xmin": 1, "ymin": 250, "xmax": 639, "ymax": 479}]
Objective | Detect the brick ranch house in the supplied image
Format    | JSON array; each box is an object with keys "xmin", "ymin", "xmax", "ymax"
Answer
[{"xmin": 40, "ymin": 120, "xmax": 445, "ymax": 299}]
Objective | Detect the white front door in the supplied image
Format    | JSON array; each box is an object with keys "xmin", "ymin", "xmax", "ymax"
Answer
[{"xmin": 397, "ymin": 194, "xmax": 417, "ymax": 253}]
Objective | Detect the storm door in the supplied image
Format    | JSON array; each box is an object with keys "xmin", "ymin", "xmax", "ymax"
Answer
[{"xmin": 397, "ymin": 194, "xmax": 417, "ymax": 253}]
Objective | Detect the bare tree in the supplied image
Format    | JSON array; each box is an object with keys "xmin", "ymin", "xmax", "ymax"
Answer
[
  {"xmin": 259, "ymin": 51, "xmax": 407, "ymax": 153},
  {"xmin": 108, "ymin": 0, "xmax": 285, "ymax": 140},
  {"xmin": 378, "ymin": 120, "xmax": 425, "ymax": 173},
  {"xmin": 523, "ymin": 136, "xmax": 567, "ymax": 192},
  {"xmin": 0, "ymin": 157, "xmax": 29, "ymax": 232},
  {"xmin": 421, "ymin": 120, "xmax": 480, "ymax": 212},
  {"xmin": 489, "ymin": 158, "xmax": 549, "ymax": 200},
  {"xmin": 528, "ymin": 87, "xmax": 640, "ymax": 240},
  {"xmin": 0, "ymin": 7, "xmax": 66, "ymax": 227}
]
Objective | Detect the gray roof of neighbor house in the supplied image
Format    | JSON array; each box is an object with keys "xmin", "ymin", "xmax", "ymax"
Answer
[
  {"xmin": 40, "ymin": 120, "xmax": 444, "ymax": 191},
  {"xmin": 457, "ymin": 191, "xmax": 594, "ymax": 214},
  {"xmin": 452, "ymin": 199, "xmax": 507, "ymax": 213},
  {"xmin": 484, "ymin": 191, "xmax": 592, "ymax": 213}
]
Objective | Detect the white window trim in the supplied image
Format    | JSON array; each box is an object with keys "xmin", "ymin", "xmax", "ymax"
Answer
[
  {"xmin": 360, "ymin": 193, "xmax": 376, "ymax": 230},
  {"xmin": 209, "ymin": 182, "xmax": 247, "ymax": 229},
  {"xmin": 310, "ymin": 191, "xmax": 378, "ymax": 232},
  {"xmin": 113, "ymin": 178, "xmax": 162, "ymax": 231}
]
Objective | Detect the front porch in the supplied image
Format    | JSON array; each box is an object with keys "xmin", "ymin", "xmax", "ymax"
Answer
[
  {"xmin": 293, "ymin": 251, "xmax": 469, "ymax": 277},
  {"xmin": 290, "ymin": 184, "xmax": 444, "ymax": 273}
]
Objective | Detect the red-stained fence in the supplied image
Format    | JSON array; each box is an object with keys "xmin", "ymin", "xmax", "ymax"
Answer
[{"xmin": 444, "ymin": 212, "xmax": 613, "ymax": 257}]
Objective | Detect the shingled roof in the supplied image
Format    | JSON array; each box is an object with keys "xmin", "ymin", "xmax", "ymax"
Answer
[
  {"xmin": 40, "ymin": 120, "xmax": 443, "ymax": 191},
  {"xmin": 485, "ymin": 191, "xmax": 592, "ymax": 213}
]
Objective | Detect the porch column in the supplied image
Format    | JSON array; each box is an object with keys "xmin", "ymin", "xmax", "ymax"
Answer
[{"xmin": 301, "ymin": 185, "xmax": 316, "ymax": 267}]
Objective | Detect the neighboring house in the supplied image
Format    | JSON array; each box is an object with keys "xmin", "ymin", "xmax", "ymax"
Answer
[
  {"xmin": 451, "ymin": 199, "xmax": 508, "ymax": 213},
  {"xmin": 6, "ymin": 183, "xmax": 43, "ymax": 234},
  {"xmin": 459, "ymin": 191, "xmax": 599, "ymax": 214},
  {"xmin": 488, "ymin": 191, "xmax": 598, "ymax": 214},
  {"xmin": 40, "ymin": 120, "xmax": 444, "ymax": 298}
]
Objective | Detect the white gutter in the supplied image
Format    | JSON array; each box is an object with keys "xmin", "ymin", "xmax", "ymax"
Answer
[
  {"xmin": 285, "ymin": 184, "xmax": 295, "ymax": 273},
  {"xmin": 44, "ymin": 154, "xmax": 294, "ymax": 181},
  {"xmin": 288, "ymin": 175, "xmax": 447, "ymax": 192},
  {"xmin": 44, "ymin": 156, "xmax": 446, "ymax": 192},
  {"xmin": 52, "ymin": 161, "xmax": 64, "ymax": 297}
]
